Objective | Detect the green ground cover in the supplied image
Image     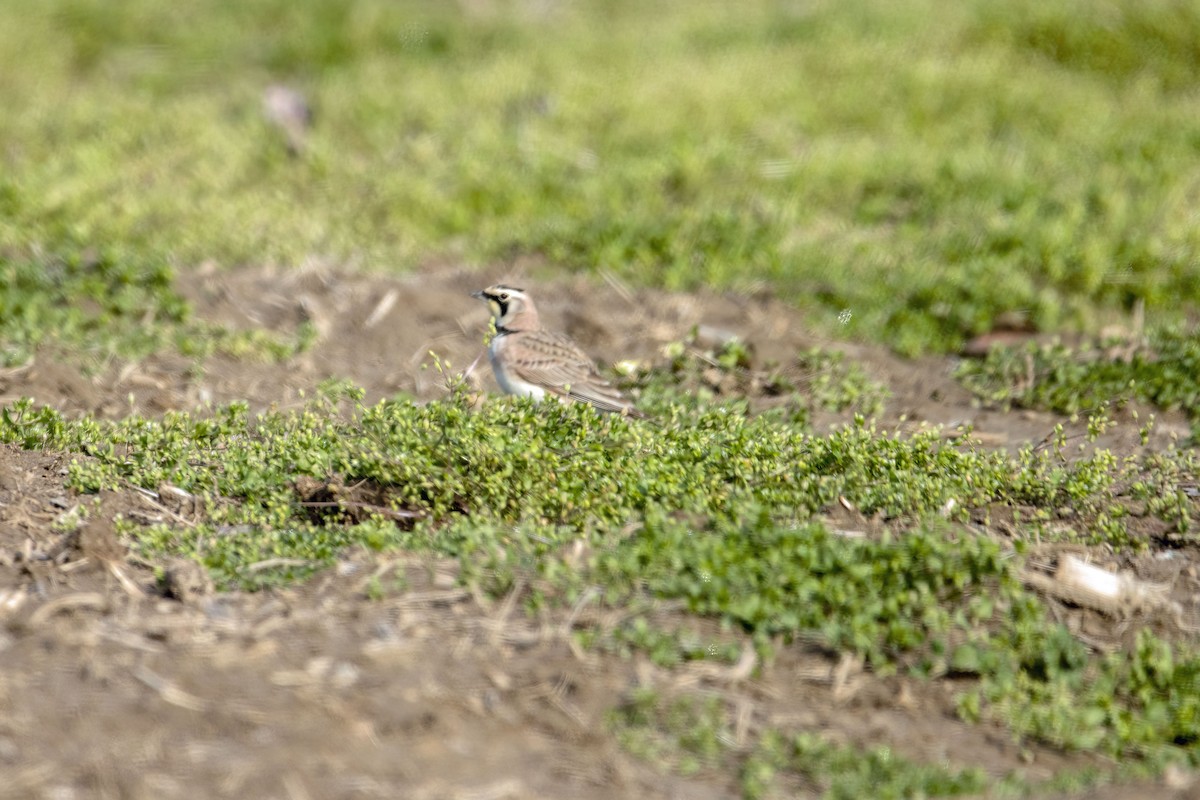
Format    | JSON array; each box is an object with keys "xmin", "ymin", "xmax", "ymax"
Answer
[
  {"xmin": 958, "ymin": 328, "xmax": 1200, "ymax": 439},
  {"xmin": 1, "ymin": 387, "xmax": 1198, "ymax": 776}
]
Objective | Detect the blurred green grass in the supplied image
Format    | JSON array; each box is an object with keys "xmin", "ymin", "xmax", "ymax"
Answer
[{"xmin": 3, "ymin": 0, "xmax": 1199, "ymax": 354}]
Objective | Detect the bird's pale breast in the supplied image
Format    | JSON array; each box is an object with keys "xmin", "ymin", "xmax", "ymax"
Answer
[{"xmin": 488, "ymin": 335, "xmax": 546, "ymax": 400}]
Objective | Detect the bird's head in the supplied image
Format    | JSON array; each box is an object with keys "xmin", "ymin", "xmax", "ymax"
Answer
[{"xmin": 471, "ymin": 285, "xmax": 537, "ymax": 332}]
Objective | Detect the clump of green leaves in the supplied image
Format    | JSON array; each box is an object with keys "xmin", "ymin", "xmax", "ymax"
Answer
[
  {"xmin": 0, "ymin": 250, "xmax": 179, "ymax": 366},
  {"xmin": 967, "ymin": 628, "xmax": 1200, "ymax": 759},
  {"xmin": 0, "ymin": 250, "xmax": 310, "ymax": 367},
  {"xmin": 612, "ymin": 690, "xmax": 992, "ymax": 799},
  {"xmin": 795, "ymin": 348, "xmax": 889, "ymax": 416},
  {"xmin": 599, "ymin": 513, "xmax": 1200, "ymax": 761},
  {"xmin": 957, "ymin": 329, "xmax": 1200, "ymax": 437},
  {"xmin": 585, "ymin": 615, "xmax": 742, "ymax": 669},
  {"xmin": 596, "ymin": 516, "xmax": 1014, "ymax": 669},
  {"xmin": 639, "ymin": 339, "xmax": 888, "ymax": 420},
  {"xmin": 610, "ymin": 673, "xmax": 1142, "ymax": 798},
  {"xmin": 743, "ymin": 730, "xmax": 989, "ymax": 800},
  {"xmin": 610, "ymin": 690, "xmax": 731, "ymax": 777}
]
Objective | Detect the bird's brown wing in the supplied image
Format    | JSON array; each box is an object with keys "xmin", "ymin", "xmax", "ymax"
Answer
[{"xmin": 506, "ymin": 331, "xmax": 643, "ymax": 417}]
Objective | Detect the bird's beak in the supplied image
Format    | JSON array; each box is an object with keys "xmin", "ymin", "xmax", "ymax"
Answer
[{"xmin": 470, "ymin": 290, "xmax": 486, "ymax": 300}]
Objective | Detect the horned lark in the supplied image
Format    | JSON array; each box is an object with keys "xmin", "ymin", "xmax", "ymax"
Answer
[{"xmin": 472, "ymin": 285, "xmax": 645, "ymax": 418}]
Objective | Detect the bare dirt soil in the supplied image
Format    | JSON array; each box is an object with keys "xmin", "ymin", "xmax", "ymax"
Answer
[{"xmin": 0, "ymin": 264, "xmax": 1196, "ymax": 799}]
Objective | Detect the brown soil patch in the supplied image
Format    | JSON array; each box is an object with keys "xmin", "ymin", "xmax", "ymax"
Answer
[{"xmin": 0, "ymin": 265, "xmax": 1196, "ymax": 798}]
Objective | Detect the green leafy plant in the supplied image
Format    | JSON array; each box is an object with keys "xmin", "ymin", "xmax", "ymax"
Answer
[
  {"xmin": 0, "ymin": 251, "xmax": 310, "ymax": 367},
  {"xmin": 957, "ymin": 329, "xmax": 1200, "ymax": 437},
  {"xmin": 744, "ymin": 730, "xmax": 988, "ymax": 800}
]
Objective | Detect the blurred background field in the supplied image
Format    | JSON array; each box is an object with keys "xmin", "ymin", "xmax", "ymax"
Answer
[{"xmin": 2, "ymin": 0, "xmax": 1199, "ymax": 357}]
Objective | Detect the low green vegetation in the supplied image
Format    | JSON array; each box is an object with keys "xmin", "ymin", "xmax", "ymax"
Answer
[
  {"xmin": 794, "ymin": 348, "xmax": 889, "ymax": 417},
  {"xmin": 3, "ymin": 385, "xmax": 1192, "ymax": 588},
  {"xmin": 958, "ymin": 329, "xmax": 1200, "ymax": 439},
  {"xmin": 597, "ymin": 516, "xmax": 1013, "ymax": 669},
  {"xmin": 744, "ymin": 728, "xmax": 990, "ymax": 800},
  {"xmin": 3, "ymin": 0, "xmax": 1200, "ymax": 353},
  {"xmin": 611, "ymin": 690, "xmax": 731, "ymax": 780},
  {"xmin": 1, "ymin": 387, "xmax": 1198, "ymax": 774},
  {"xmin": 0, "ymin": 250, "xmax": 310, "ymax": 367},
  {"xmin": 611, "ymin": 689, "xmax": 1113, "ymax": 799},
  {"xmin": 638, "ymin": 336, "xmax": 889, "ymax": 422},
  {"xmin": 584, "ymin": 615, "xmax": 743, "ymax": 670},
  {"xmin": 602, "ymin": 514, "xmax": 1200, "ymax": 762}
]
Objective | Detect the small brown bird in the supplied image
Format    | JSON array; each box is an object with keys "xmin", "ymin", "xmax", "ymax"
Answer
[{"xmin": 472, "ymin": 285, "xmax": 645, "ymax": 418}]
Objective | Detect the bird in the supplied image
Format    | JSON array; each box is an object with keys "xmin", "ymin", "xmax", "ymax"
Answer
[{"xmin": 471, "ymin": 285, "xmax": 646, "ymax": 418}]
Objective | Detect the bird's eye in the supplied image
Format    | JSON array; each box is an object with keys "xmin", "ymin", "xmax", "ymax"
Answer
[{"xmin": 499, "ymin": 293, "xmax": 509, "ymax": 301}]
